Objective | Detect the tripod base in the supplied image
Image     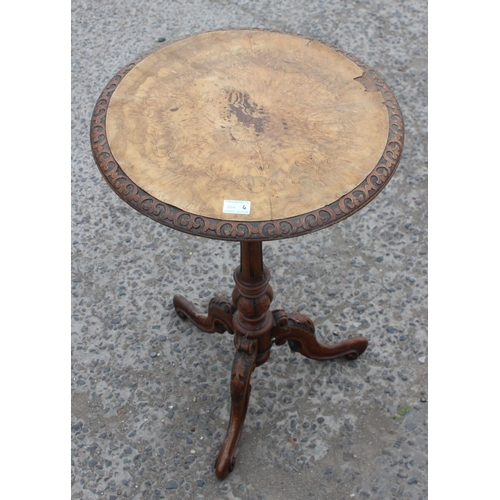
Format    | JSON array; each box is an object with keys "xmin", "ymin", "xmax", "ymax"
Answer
[{"xmin": 173, "ymin": 242, "xmax": 368, "ymax": 479}]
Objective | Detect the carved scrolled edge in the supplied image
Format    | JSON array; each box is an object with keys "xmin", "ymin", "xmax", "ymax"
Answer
[
  {"xmin": 173, "ymin": 294, "xmax": 235, "ymax": 334},
  {"xmin": 90, "ymin": 29, "xmax": 404, "ymax": 242},
  {"xmin": 271, "ymin": 310, "xmax": 368, "ymax": 361},
  {"xmin": 230, "ymin": 351, "xmax": 250, "ymax": 406},
  {"xmin": 215, "ymin": 341, "xmax": 257, "ymax": 480},
  {"xmin": 233, "ymin": 336, "xmax": 259, "ymax": 363},
  {"xmin": 210, "ymin": 296, "xmax": 237, "ymax": 317},
  {"xmin": 271, "ymin": 309, "xmax": 289, "ymax": 330},
  {"xmin": 288, "ymin": 313, "xmax": 316, "ymax": 333},
  {"xmin": 271, "ymin": 310, "xmax": 316, "ymax": 346}
]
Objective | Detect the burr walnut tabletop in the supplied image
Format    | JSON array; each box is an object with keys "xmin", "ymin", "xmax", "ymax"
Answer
[{"xmin": 92, "ymin": 29, "xmax": 403, "ymax": 241}]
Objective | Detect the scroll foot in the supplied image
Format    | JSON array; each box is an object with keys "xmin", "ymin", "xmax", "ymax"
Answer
[
  {"xmin": 271, "ymin": 310, "xmax": 368, "ymax": 361},
  {"xmin": 173, "ymin": 295, "xmax": 235, "ymax": 334}
]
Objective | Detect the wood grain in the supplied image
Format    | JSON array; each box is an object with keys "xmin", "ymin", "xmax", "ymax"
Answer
[{"xmin": 106, "ymin": 30, "xmax": 389, "ymax": 221}]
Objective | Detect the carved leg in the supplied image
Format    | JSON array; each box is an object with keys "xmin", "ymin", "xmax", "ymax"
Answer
[
  {"xmin": 271, "ymin": 310, "xmax": 368, "ymax": 361},
  {"xmin": 215, "ymin": 242, "xmax": 273, "ymax": 479},
  {"xmin": 173, "ymin": 294, "xmax": 236, "ymax": 334},
  {"xmin": 215, "ymin": 337, "xmax": 258, "ymax": 480}
]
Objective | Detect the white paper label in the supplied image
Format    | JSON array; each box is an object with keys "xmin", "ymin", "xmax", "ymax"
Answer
[{"xmin": 223, "ymin": 200, "xmax": 251, "ymax": 215}]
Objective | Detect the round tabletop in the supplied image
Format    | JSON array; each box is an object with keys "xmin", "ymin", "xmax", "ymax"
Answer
[{"xmin": 91, "ymin": 29, "xmax": 404, "ymax": 241}]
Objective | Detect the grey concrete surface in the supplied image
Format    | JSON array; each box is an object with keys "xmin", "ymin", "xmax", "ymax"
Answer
[{"xmin": 71, "ymin": 1, "xmax": 427, "ymax": 498}]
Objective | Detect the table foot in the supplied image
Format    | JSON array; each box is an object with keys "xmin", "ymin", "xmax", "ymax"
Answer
[
  {"xmin": 215, "ymin": 337, "xmax": 258, "ymax": 479},
  {"xmin": 173, "ymin": 294, "xmax": 235, "ymax": 334},
  {"xmin": 271, "ymin": 310, "xmax": 368, "ymax": 361}
]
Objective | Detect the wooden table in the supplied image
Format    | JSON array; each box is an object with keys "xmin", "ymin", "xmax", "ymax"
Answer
[{"xmin": 90, "ymin": 28, "xmax": 404, "ymax": 479}]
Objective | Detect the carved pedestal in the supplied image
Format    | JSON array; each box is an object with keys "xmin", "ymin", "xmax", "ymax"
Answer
[{"xmin": 173, "ymin": 241, "xmax": 368, "ymax": 479}]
